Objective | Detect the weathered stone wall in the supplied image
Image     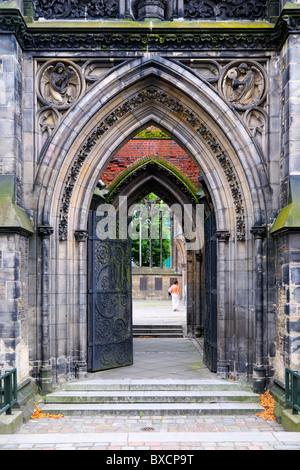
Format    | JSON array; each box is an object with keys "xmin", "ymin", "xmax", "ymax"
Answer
[
  {"xmin": 132, "ymin": 268, "xmax": 183, "ymax": 300},
  {"xmin": 0, "ymin": 233, "xmax": 30, "ymax": 382},
  {"xmin": 0, "ymin": 36, "xmax": 23, "ymax": 206}
]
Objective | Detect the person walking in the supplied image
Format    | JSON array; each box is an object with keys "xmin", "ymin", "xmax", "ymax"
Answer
[{"xmin": 170, "ymin": 280, "xmax": 180, "ymax": 311}]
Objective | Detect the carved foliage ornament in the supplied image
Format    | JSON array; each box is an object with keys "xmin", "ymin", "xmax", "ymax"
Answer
[
  {"xmin": 34, "ymin": 0, "xmax": 119, "ymax": 20},
  {"xmin": 184, "ymin": 0, "xmax": 268, "ymax": 20},
  {"xmin": 33, "ymin": 0, "xmax": 268, "ymax": 20},
  {"xmin": 58, "ymin": 87, "xmax": 246, "ymax": 242}
]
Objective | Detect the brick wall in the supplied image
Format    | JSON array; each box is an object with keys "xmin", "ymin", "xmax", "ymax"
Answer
[{"xmin": 101, "ymin": 139, "xmax": 201, "ymax": 187}]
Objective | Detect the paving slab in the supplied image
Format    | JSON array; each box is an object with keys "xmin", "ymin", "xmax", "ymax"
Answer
[{"xmin": 2, "ymin": 302, "xmax": 299, "ymax": 450}]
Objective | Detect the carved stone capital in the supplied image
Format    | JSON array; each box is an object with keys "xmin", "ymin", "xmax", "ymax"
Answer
[
  {"xmin": 38, "ymin": 226, "xmax": 54, "ymax": 239},
  {"xmin": 74, "ymin": 230, "xmax": 89, "ymax": 242},
  {"xmin": 216, "ymin": 231, "xmax": 230, "ymax": 242},
  {"xmin": 250, "ymin": 225, "xmax": 267, "ymax": 239}
]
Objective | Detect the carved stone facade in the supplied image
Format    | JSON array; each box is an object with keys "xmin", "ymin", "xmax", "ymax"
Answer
[
  {"xmin": 33, "ymin": 0, "xmax": 270, "ymax": 21},
  {"xmin": 0, "ymin": 1, "xmax": 300, "ymax": 421}
]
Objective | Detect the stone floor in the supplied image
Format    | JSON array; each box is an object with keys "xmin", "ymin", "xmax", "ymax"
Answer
[{"xmin": 1, "ymin": 300, "xmax": 300, "ymax": 451}]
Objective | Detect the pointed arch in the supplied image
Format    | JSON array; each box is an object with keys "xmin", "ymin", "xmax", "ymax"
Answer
[
  {"xmin": 32, "ymin": 55, "xmax": 272, "ymax": 384},
  {"xmin": 35, "ymin": 55, "xmax": 271, "ymax": 242}
]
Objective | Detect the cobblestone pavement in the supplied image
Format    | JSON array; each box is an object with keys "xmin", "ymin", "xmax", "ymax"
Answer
[
  {"xmin": 1, "ymin": 413, "xmax": 300, "ymax": 450},
  {"xmin": 1, "ymin": 302, "xmax": 299, "ymax": 451}
]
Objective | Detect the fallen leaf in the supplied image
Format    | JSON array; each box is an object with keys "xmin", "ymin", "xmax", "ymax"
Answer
[
  {"xmin": 256, "ymin": 391, "xmax": 276, "ymax": 421},
  {"xmin": 31, "ymin": 402, "xmax": 64, "ymax": 420}
]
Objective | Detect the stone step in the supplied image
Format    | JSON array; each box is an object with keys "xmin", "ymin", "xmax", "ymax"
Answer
[
  {"xmin": 134, "ymin": 333, "xmax": 184, "ymax": 338},
  {"xmin": 40, "ymin": 402, "xmax": 264, "ymax": 416},
  {"xmin": 42, "ymin": 378, "xmax": 263, "ymax": 416},
  {"xmin": 133, "ymin": 325, "xmax": 184, "ymax": 329},
  {"xmin": 45, "ymin": 390, "xmax": 261, "ymax": 404},
  {"xmin": 63, "ymin": 379, "xmax": 244, "ymax": 392},
  {"xmin": 133, "ymin": 324, "xmax": 184, "ymax": 338}
]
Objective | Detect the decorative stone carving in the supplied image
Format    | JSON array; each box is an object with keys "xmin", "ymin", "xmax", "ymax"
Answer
[
  {"xmin": 250, "ymin": 225, "xmax": 267, "ymax": 239},
  {"xmin": 37, "ymin": 107, "xmax": 61, "ymax": 153},
  {"xmin": 0, "ymin": 11, "xmax": 298, "ymax": 52},
  {"xmin": 216, "ymin": 231, "xmax": 230, "ymax": 242},
  {"xmin": 37, "ymin": 60, "xmax": 85, "ymax": 110},
  {"xmin": 34, "ymin": 0, "xmax": 119, "ymax": 20},
  {"xmin": 184, "ymin": 0, "xmax": 268, "ymax": 20},
  {"xmin": 244, "ymin": 107, "xmax": 268, "ymax": 155},
  {"xmin": 33, "ymin": 0, "xmax": 268, "ymax": 20},
  {"xmin": 189, "ymin": 61, "xmax": 221, "ymax": 84},
  {"xmin": 38, "ymin": 226, "xmax": 54, "ymax": 239},
  {"xmin": 74, "ymin": 230, "xmax": 89, "ymax": 242},
  {"xmin": 220, "ymin": 61, "xmax": 266, "ymax": 110}
]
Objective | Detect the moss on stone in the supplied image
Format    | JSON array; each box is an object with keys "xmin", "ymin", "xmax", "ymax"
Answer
[
  {"xmin": 271, "ymin": 175, "xmax": 300, "ymax": 235},
  {"xmin": 104, "ymin": 156, "xmax": 199, "ymax": 203},
  {"xmin": 134, "ymin": 129, "xmax": 170, "ymax": 139},
  {"xmin": 0, "ymin": 175, "xmax": 34, "ymax": 236}
]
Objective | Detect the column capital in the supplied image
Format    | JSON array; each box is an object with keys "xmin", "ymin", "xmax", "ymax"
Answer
[
  {"xmin": 74, "ymin": 230, "xmax": 89, "ymax": 242},
  {"xmin": 216, "ymin": 231, "xmax": 230, "ymax": 242},
  {"xmin": 251, "ymin": 225, "xmax": 267, "ymax": 239},
  {"xmin": 38, "ymin": 226, "xmax": 54, "ymax": 239}
]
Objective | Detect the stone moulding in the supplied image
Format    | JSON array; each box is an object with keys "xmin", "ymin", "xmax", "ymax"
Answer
[
  {"xmin": 58, "ymin": 87, "xmax": 246, "ymax": 242},
  {"xmin": 1, "ymin": 10, "xmax": 300, "ymax": 51}
]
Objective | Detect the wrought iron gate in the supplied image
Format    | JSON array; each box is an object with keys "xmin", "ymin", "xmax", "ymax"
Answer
[
  {"xmin": 203, "ymin": 210, "xmax": 217, "ymax": 372},
  {"xmin": 87, "ymin": 211, "xmax": 133, "ymax": 372}
]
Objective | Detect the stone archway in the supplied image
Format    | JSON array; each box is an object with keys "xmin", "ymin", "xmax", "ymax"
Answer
[
  {"xmin": 100, "ymin": 156, "xmax": 204, "ymax": 337},
  {"xmin": 33, "ymin": 55, "xmax": 271, "ymax": 389}
]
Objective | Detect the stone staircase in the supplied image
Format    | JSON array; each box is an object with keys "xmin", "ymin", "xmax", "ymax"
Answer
[
  {"xmin": 133, "ymin": 324, "xmax": 184, "ymax": 338},
  {"xmin": 41, "ymin": 379, "xmax": 263, "ymax": 416}
]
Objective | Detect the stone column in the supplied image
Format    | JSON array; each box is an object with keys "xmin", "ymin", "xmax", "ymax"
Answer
[
  {"xmin": 216, "ymin": 231, "xmax": 230, "ymax": 378},
  {"xmin": 251, "ymin": 225, "xmax": 267, "ymax": 394},
  {"xmin": 74, "ymin": 230, "xmax": 88, "ymax": 378},
  {"xmin": 38, "ymin": 226, "xmax": 53, "ymax": 393}
]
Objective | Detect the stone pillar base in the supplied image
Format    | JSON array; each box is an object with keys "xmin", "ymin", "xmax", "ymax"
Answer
[
  {"xmin": 253, "ymin": 365, "xmax": 266, "ymax": 395},
  {"xmin": 39, "ymin": 365, "xmax": 53, "ymax": 394},
  {"xmin": 75, "ymin": 361, "xmax": 88, "ymax": 379},
  {"xmin": 217, "ymin": 360, "xmax": 229, "ymax": 379}
]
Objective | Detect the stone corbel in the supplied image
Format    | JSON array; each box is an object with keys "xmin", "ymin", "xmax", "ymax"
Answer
[
  {"xmin": 216, "ymin": 230, "xmax": 230, "ymax": 242},
  {"xmin": 251, "ymin": 225, "xmax": 267, "ymax": 239},
  {"xmin": 74, "ymin": 230, "xmax": 88, "ymax": 242},
  {"xmin": 38, "ymin": 225, "xmax": 54, "ymax": 238}
]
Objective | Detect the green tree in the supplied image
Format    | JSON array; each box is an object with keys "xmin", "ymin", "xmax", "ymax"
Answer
[{"xmin": 131, "ymin": 193, "xmax": 171, "ymax": 267}]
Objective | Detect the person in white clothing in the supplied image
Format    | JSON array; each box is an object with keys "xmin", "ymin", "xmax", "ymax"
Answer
[{"xmin": 170, "ymin": 280, "xmax": 180, "ymax": 311}]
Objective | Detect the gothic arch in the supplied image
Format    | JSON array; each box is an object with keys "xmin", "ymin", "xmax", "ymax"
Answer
[
  {"xmin": 36, "ymin": 55, "xmax": 270, "ymax": 236},
  {"xmin": 33, "ymin": 55, "xmax": 272, "ymax": 384}
]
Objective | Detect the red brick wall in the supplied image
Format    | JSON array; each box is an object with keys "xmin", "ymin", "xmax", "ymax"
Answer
[{"xmin": 101, "ymin": 139, "xmax": 200, "ymax": 187}]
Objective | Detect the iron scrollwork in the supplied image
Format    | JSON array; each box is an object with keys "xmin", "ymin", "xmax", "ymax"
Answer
[{"xmin": 88, "ymin": 214, "xmax": 133, "ymax": 372}]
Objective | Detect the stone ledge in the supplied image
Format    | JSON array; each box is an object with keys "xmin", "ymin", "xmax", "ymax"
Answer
[{"xmin": 282, "ymin": 409, "xmax": 300, "ymax": 432}]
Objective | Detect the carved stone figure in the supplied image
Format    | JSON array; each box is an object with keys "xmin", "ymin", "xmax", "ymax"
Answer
[
  {"xmin": 49, "ymin": 62, "xmax": 74, "ymax": 106},
  {"xmin": 220, "ymin": 61, "xmax": 266, "ymax": 110},
  {"xmin": 37, "ymin": 60, "xmax": 84, "ymax": 110}
]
